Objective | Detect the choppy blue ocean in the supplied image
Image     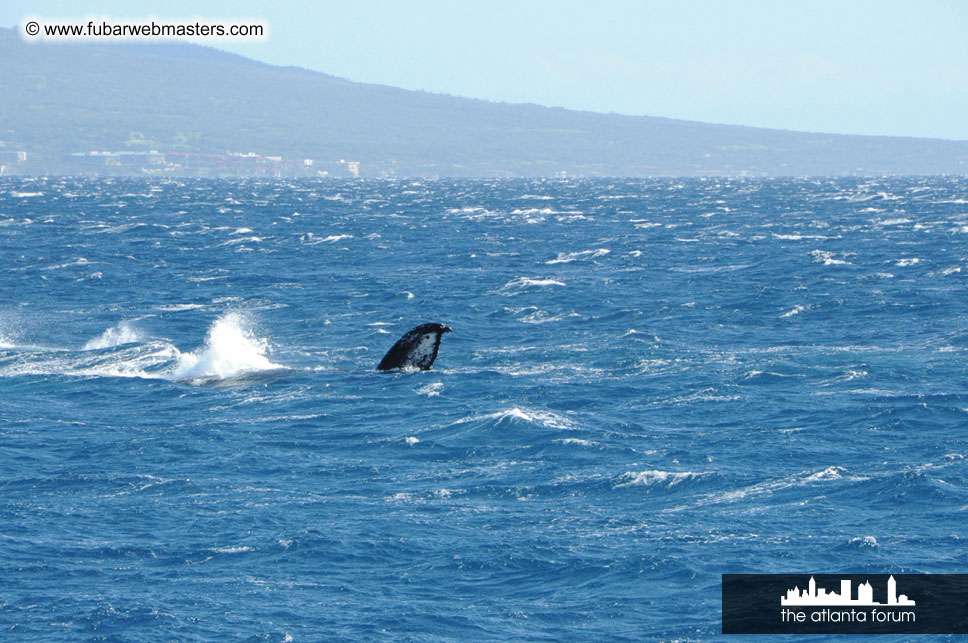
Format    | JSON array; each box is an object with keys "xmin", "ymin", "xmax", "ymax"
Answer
[{"xmin": 2, "ymin": 177, "xmax": 967, "ymax": 641}]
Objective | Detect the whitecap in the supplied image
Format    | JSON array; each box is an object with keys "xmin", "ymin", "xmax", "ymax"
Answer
[
  {"xmin": 42, "ymin": 257, "xmax": 93, "ymax": 271},
  {"xmin": 554, "ymin": 438, "xmax": 595, "ymax": 447},
  {"xmin": 516, "ymin": 310, "xmax": 572, "ymax": 324},
  {"xmin": 416, "ymin": 382, "xmax": 444, "ymax": 397},
  {"xmin": 210, "ymin": 545, "xmax": 254, "ymax": 554},
  {"xmin": 187, "ymin": 276, "xmax": 227, "ymax": 283},
  {"xmin": 499, "ymin": 277, "xmax": 566, "ymax": 292},
  {"xmin": 0, "ymin": 217, "xmax": 32, "ymax": 227},
  {"xmin": 155, "ymin": 303, "xmax": 207, "ymax": 312},
  {"xmin": 615, "ymin": 470, "xmax": 708, "ymax": 488},
  {"xmin": 300, "ymin": 233, "xmax": 353, "ymax": 245},
  {"xmin": 545, "ymin": 249, "xmax": 610, "ymax": 264},
  {"xmin": 691, "ymin": 466, "xmax": 862, "ymax": 508},
  {"xmin": 802, "ymin": 466, "xmax": 847, "ymax": 482},
  {"xmin": 810, "ymin": 250, "xmax": 849, "ymax": 265},
  {"xmin": 772, "ymin": 233, "xmax": 835, "ymax": 240},
  {"xmin": 219, "ymin": 236, "xmax": 262, "ymax": 246},
  {"xmin": 471, "ymin": 407, "xmax": 578, "ymax": 431},
  {"xmin": 670, "ymin": 264, "xmax": 751, "ymax": 273},
  {"xmin": 511, "ymin": 207, "xmax": 559, "ymax": 215}
]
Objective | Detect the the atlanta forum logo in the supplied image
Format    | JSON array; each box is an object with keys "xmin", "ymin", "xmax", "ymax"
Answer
[
  {"xmin": 780, "ymin": 575, "xmax": 915, "ymax": 625},
  {"xmin": 723, "ymin": 573, "xmax": 968, "ymax": 634}
]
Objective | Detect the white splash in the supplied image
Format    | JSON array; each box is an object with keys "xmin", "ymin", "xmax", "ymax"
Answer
[
  {"xmin": 171, "ymin": 312, "xmax": 281, "ymax": 380},
  {"xmin": 84, "ymin": 320, "xmax": 145, "ymax": 350}
]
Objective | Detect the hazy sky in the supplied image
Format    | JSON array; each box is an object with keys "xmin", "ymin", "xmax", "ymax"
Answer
[{"xmin": 5, "ymin": 1, "xmax": 967, "ymax": 140}]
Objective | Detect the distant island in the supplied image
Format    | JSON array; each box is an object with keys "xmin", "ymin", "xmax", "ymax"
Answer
[{"xmin": 1, "ymin": 27, "xmax": 967, "ymax": 178}]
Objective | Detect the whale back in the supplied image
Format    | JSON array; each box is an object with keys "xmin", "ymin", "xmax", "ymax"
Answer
[{"xmin": 377, "ymin": 323, "xmax": 451, "ymax": 371}]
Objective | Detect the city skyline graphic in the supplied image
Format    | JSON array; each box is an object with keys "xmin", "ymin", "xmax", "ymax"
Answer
[{"xmin": 781, "ymin": 576, "xmax": 915, "ymax": 607}]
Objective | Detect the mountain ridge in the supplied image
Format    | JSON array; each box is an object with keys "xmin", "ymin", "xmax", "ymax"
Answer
[{"xmin": 1, "ymin": 27, "xmax": 966, "ymax": 177}]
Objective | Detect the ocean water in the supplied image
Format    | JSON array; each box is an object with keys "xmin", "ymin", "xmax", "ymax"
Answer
[{"xmin": 1, "ymin": 176, "xmax": 967, "ymax": 641}]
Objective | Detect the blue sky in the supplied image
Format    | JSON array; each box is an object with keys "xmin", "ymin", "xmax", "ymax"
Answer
[{"xmin": 5, "ymin": 1, "xmax": 967, "ymax": 140}]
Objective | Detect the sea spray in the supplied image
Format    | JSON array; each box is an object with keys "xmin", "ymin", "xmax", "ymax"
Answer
[
  {"xmin": 83, "ymin": 320, "xmax": 145, "ymax": 350},
  {"xmin": 171, "ymin": 312, "xmax": 281, "ymax": 380}
]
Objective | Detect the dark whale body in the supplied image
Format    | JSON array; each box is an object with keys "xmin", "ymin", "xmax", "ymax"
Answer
[{"xmin": 377, "ymin": 323, "xmax": 452, "ymax": 371}]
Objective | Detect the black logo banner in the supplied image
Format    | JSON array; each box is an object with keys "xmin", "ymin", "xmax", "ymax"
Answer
[{"xmin": 722, "ymin": 574, "xmax": 968, "ymax": 634}]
